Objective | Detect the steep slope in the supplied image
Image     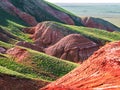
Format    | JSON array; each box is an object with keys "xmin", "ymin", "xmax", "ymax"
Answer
[
  {"xmin": 8, "ymin": 0, "xmax": 82, "ymax": 25},
  {"xmin": 42, "ymin": 41, "xmax": 120, "ymax": 90},
  {"xmin": 45, "ymin": 34, "xmax": 98, "ymax": 63}
]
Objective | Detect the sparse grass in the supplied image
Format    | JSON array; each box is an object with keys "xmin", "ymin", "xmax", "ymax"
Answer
[
  {"xmin": 65, "ymin": 25, "xmax": 120, "ymax": 42},
  {"xmin": 29, "ymin": 49, "xmax": 78, "ymax": 77},
  {"xmin": 17, "ymin": 47, "xmax": 79, "ymax": 81},
  {"xmin": 0, "ymin": 57, "xmax": 49, "ymax": 83}
]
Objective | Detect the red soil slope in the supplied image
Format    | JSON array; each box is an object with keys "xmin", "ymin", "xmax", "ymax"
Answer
[
  {"xmin": 42, "ymin": 41, "xmax": 120, "ymax": 90},
  {"xmin": 45, "ymin": 34, "xmax": 98, "ymax": 63},
  {"xmin": 0, "ymin": 73, "xmax": 48, "ymax": 90}
]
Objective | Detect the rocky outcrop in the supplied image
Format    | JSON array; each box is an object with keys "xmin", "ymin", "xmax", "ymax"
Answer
[
  {"xmin": 16, "ymin": 41, "xmax": 44, "ymax": 52},
  {"xmin": 6, "ymin": 46, "xmax": 29, "ymax": 62},
  {"xmin": 42, "ymin": 41, "xmax": 120, "ymax": 90},
  {"xmin": 0, "ymin": 0, "xmax": 38, "ymax": 26},
  {"xmin": 45, "ymin": 34, "xmax": 98, "ymax": 63},
  {"xmin": 81, "ymin": 17, "xmax": 120, "ymax": 32},
  {"xmin": 0, "ymin": 73, "xmax": 48, "ymax": 90}
]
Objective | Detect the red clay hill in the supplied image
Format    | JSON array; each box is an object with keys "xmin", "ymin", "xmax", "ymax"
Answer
[
  {"xmin": 42, "ymin": 41, "xmax": 120, "ymax": 90},
  {"xmin": 17, "ymin": 22, "xmax": 99, "ymax": 63},
  {"xmin": 45, "ymin": 34, "xmax": 98, "ymax": 63}
]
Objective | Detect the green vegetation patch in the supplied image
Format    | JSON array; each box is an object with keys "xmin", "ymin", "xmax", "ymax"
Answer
[
  {"xmin": 0, "ymin": 57, "xmax": 45, "ymax": 80},
  {"xmin": 0, "ymin": 47, "xmax": 78, "ymax": 81},
  {"xmin": 0, "ymin": 65, "xmax": 29, "ymax": 79},
  {"xmin": 29, "ymin": 50, "xmax": 78, "ymax": 78}
]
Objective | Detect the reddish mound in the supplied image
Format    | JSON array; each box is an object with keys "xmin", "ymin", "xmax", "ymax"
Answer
[
  {"xmin": 81, "ymin": 17, "xmax": 120, "ymax": 32},
  {"xmin": 0, "ymin": 73, "xmax": 48, "ymax": 90},
  {"xmin": 6, "ymin": 46, "xmax": 29, "ymax": 62},
  {"xmin": 16, "ymin": 41, "xmax": 44, "ymax": 52},
  {"xmin": 24, "ymin": 22, "xmax": 65, "ymax": 48},
  {"xmin": 42, "ymin": 41, "xmax": 120, "ymax": 90},
  {"xmin": 45, "ymin": 34, "xmax": 98, "ymax": 62}
]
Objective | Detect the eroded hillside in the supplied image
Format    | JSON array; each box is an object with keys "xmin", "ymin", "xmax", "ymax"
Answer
[{"xmin": 0, "ymin": 0, "xmax": 120, "ymax": 89}]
